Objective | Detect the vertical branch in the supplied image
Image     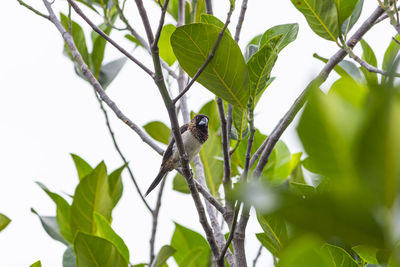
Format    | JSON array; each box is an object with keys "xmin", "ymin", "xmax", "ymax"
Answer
[
  {"xmin": 252, "ymin": 245, "xmax": 263, "ymax": 267},
  {"xmin": 234, "ymin": 0, "xmax": 248, "ymax": 43}
]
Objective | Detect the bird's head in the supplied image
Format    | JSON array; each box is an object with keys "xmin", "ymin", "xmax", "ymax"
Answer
[{"xmin": 193, "ymin": 114, "xmax": 209, "ymax": 129}]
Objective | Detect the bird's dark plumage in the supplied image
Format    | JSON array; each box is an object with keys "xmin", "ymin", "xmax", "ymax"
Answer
[{"xmin": 144, "ymin": 114, "xmax": 209, "ymax": 196}]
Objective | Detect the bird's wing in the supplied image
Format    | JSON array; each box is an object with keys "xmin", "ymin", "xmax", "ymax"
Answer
[{"xmin": 161, "ymin": 124, "xmax": 189, "ymax": 165}]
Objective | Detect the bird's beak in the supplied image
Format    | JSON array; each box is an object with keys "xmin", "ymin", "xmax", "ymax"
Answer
[{"xmin": 198, "ymin": 117, "xmax": 208, "ymax": 127}]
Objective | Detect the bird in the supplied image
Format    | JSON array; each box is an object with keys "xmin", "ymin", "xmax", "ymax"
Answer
[{"xmin": 144, "ymin": 114, "xmax": 209, "ymax": 197}]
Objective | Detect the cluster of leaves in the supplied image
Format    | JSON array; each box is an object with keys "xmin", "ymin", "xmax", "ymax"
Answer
[{"xmin": 247, "ymin": 34, "xmax": 400, "ymax": 266}]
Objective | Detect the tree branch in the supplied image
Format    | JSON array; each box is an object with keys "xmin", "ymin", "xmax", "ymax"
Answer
[
  {"xmin": 40, "ymin": 0, "xmax": 164, "ymax": 156},
  {"xmin": 172, "ymin": 4, "xmax": 235, "ymax": 104},
  {"xmin": 234, "ymin": 0, "xmax": 248, "ymax": 43},
  {"xmin": 17, "ymin": 0, "xmax": 49, "ymax": 20},
  {"xmin": 67, "ymin": 0, "xmax": 154, "ymax": 77},
  {"xmin": 252, "ymin": 245, "xmax": 263, "ymax": 267}
]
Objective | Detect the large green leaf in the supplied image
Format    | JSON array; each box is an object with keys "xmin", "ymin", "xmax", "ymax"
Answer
[
  {"xmin": 71, "ymin": 154, "xmax": 93, "ymax": 181},
  {"xmin": 333, "ymin": 0, "xmax": 359, "ymax": 29},
  {"xmin": 352, "ymin": 245, "xmax": 380, "ymax": 264},
  {"xmin": 98, "ymin": 57, "xmax": 128, "ymax": 89},
  {"xmin": 340, "ymin": 0, "xmax": 364, "ymax": 35},
  {"xmin": 247, "ymin": 36, "xmax": 279, "ymax": 105},
  {"xmin": 260, "ymin": 23, "xmax": 299, "ymax": 52},
  {"xmin": 171, "ymin": 23, "xmax": 250, "ymax": 108},
  {"xmin": 31, "ymin": 209, "xmax": 68, "ymax": 245},
  {"xmin": 108, "ymin": 164, "xmax": 126, "ymax": 208},
  {"xmin": 154, "ymin": 245, "xmax": 176, "ymax": 267},
  {"xmin": 328, "ymin": 77, "xmax": 368, "ymax": 108},
  {"xmin": 159, "ymin": 24, "xmax": 177, "ymax": 66},
  {"xmin": 256, "ymin": 212, "xmax": 288, "ymax": 257},
  {"xmin": 290, "ymin": 0, "xmax": 339, "ymax": 41},
  {"xmin": 360, "ymin": 39, "xmax": 378, "ymax": 84},
  {"xmin": 36, "ymin": 182, "xmax": 73, "ymax": 243},
  {"xmin": 321, "ymin": 244, "xmax": 359, "ymax": 267},
  {"xmin": 74, "ymin": 232, "xmax": 128, "ymax": 267},
  {"xmin": 70, "ymin": 162, "xmax": 114, "ymax": 237},
  {"xmin": 0, "ymin": 213, "xmax": 11, "ymax": 232},
  {"xmin": 171, "ymin": 223, "xmax": 210, "ymax": 267},
  {"xmin": 200, "ymin": 14, "xmax": 231, "ymax": 36},
  {"xmin": 60, "ymin": 13, "xmax": 90, "ymax": 67},
  {"xmin": 63, "ymin": 247, "xmax": 76, "ymax": 267},
  {"xmin": 143, "ymin": 121, "xmax": 171, "ymax": 145},
  {"xmin": 93, "ymin": 212, "xmax": 130, "ymax": 264}
]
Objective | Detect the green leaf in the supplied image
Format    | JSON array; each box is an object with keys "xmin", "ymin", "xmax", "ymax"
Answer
[
  {"xmin": 159, "ymin": 24, "xmax": 177, "ymax": 66},
  {"xmin": 70, "ymin": 162, "xmax": 114, "ymax": 237},
  {"xmin": 154, "ymin": 245, "xmax": 176, "ymax": 267},
  {"xmin": 289, "ymin": 182, "xmax": 315, "ymax": 197},
  {"xmin": 171, "ymin": 223, "xmax": 210, "ymax": 267},
  {"xmin": 71, "ymin": 154, "xmax": 93, "ymax": 181},
  {"xmin": 277, "ymin": 236, "xmax": 335, "ymax": 267},
  {"xmin": 341, "ymin": 0, "xmax": 364, "ymax": 35},
  {"xmin": 171, "ymin": 23, "xmax": 250, "ymax": 108},
  {"xmin": 93, "ymin": 212, "xmax": 130, "ymax": 264},
  {"xmin": 31, "ymin": 209, "xmax": 68, "ymax": 245},
  {"xmin": 200, "ymin": 14, "xmax": 231, "ymax": 36},
  {"xmin": 328, "ymin": 76, "xmax": 368, "ymax": 108},
  {"xmin": 383, "ymin": 35, "xmax": 400, "ymax": 72},
  {"xmin": 63, "ymin": 247, "xmax": 77, "ymax": 267},
  {"xmin": 193, "ymin": 0, "xmax": 206, "ymax": 23},
  {"xmin": 98, "ymin": 57, "xmax": 128, "ymax": 89},
  {"xmin": 108, "ymin": 165, "xmax": 125, "ymax": 208},
  {"xmin": 290, "ymin": 0, "xmax": 339, "ymax": 42},
  {"xmin": 352, "ymin": 245, "xmax": 380, "ymax": 264},
  {"xmin": 173, "ymin": 173, "xmax": 190, "ymax": 194},
  {"xmin": 256, "ymin": 212, "xmax": 288, "ymax": 256},
  {"xmin": 60, "ymin": 13, "xmax": 90, "ymax": 67},
  {"xmin": 260, "ymin": 23, "xmax": 299, "ymax": 52},
  {"xmin": 333, "ymin": 0, "xmax": 359, "ymax": 29},
  {"xmin": 244, "ymin": 45, "xmax": 259, "ymax": 62},
  {"xmin": 360, "ymin": 39, "xmax": 378, "ymax": 84},
  {"xmin": 0, "ymin": 213, "xmax": 11, "ymax": 232},
  {"xmin": 124, "ymin": 34, "xmax": 143, "ymax": 48},
  {"xmin": 232, "ymin": 107, "xmax": 247, "ymax": 141},
  {"xmin": 322, "ymin": 243, "xmax": 359, "ymax": 267},
  {"xmin": 36, "ymin": 182, "xmax": 73, "ymax": 243},
  {"xmin": 262, "ymin": 140, "xmax": 292, "ymax": 185},
  {"xmin": 247, "ymin": 36, "xmax": 279, "ymax": 105},
  {"xmin": 74, "ymin": 232, "xmax": 128, "ymax": 267},
  {"xmin": 91, "ymin": 22, "xmax": 113, "ymax": 78},
  {"xmin": 247, "ymin": 34, "xmax": 263, "ymax": 48},
  {"xmin": 313, "ymin": 53, "xmax": 362, "ymax": 81},
  {"xmin": 143, "ymin": 121, "xmax": 171, "ymax": 145},
  {"xmin": 30, "ymin": 261, "xmax": 42, "ymax": 267}
]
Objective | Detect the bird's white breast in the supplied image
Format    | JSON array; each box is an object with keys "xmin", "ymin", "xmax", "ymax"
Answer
[{"xmin": 172, "ymin": 130, "xmax": 202, "ymax": 164}]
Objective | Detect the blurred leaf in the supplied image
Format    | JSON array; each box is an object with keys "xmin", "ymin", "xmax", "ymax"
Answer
[
  {"xmin": 277, "ymin": 236, "xmax": 335, "ymax": 267},
  {"xmin": 0, "ymin": 213, "xmax": 11, "ymax": 232},
  {"xmin": 341, "ymin": 0, "xmax": 364, "ymax": 35},
  {"xmin": 321, "ymin": 243, "xmax": 359, "ymax": 267},
  {"xmin": 143, "ymin": 121, "xmax": 171, "ymax": 145},
  {"xmin": 353, "ymin": 245, "xmax": 380, "ymax": 264},
  {"xmin": 328, "ymin": 76, "xmax": 368, "ymax": 108},
  {"xmin": 360, "ymin": 39, "xmax": 378, "ymax": 84},
  {"xmin": 289, "ymin": 182, "xmax": 315, "ymax": 197},
  {"xmin": 60, "ymin": 13, "xmax": 90, "ymax": 67},
  {"xmin": 36, "ymin": 182, "xmax": 73, "ymax": 243},
  {"xmin": 171, "ymin": 223, "xmax": 210, "ymax": 267},
  {"xmin": 290, "ymin": 0, "xmax": 339, "ymax": 41},
  {"xmin": 98, "ymin": 57, "xmax": 128, "ymax": 89},
  {"xmin": 76, "ymin": 0, "xmax": 100, "ymax": 14},
  {"xmin": 193, "ymin": 0, "xmax": 206, "ymax": 22},
  {"xmin": 234, "ymin": 129, "xmax": 267, "ymax": 169},
  {"xmin": 159, "ymin": 24, "xmax": 177, "ymax": 66},
  {"xmin": 256, "ymin": 212, "xmax": 288, "ymax": 257},
  {"xmin": 108, "ymin": 164, "xmax": 126, "ymax": 208},
  {"xmin": 74, "ymin": 232, "xmax": 128, "ymax": 267},
  {"xmin": 173, "ymin": 173, "xmax": 190, "ymax": 194},
  {"xmin": 71, "ymin": 154, "xmax": 93, "ymax": 181},
  {"xmin": 63, "ymin": 246, "xmax": 76, "ymax": 267},
  {"xmin": 31, "ymin": 209, "xmax": 68, "ymax": 245},
  {"xmin": 154, "ymin": 245, "xmax": 176, "ymax": 267},
  {"xmin": 262, "ymin": 140, "xmax": 292, "ymax": 185},
  {"xmin": 70, "ymin": 162, "xmax": 114, "ymax": 237},
  {"xmin": 383, "ymin": 35, "xmax": 400, "ymax": 71},
  {"xmin": 260, "ymin": 23, "xmax": 299, "ymax": 52},
  {"xmin": 232, "ymin": 107, "xmax": 247, "ymax": 141},
  {"xmin": 200, "ymin": 14, "xmax": 231, "ymax": 35},
  {"xmin": 93, "ymin": 212, "xmax": 130, "ymax": 263},
  {"xmin": 171, "ymin": 23, "xmax": 250, "ymax": 108},
  {"xmin": 333, "ymin": 0, "xmax": 359, "ymax": 29},
  {"xmin": 30, "ymin": 261, "xmax": 42, "ymax": 267},
  {"xmin": 131, "ymin": 265, "xmax": 146, "ymax": 267}
]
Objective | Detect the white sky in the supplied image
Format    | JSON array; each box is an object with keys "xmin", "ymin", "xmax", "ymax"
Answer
[{"xmin": 1, "ymin": 0, "xmax": 393, "ymax": 266}]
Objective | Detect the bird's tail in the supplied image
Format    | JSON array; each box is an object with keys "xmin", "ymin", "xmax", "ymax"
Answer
[{"xmin": 144, "ymin": 168, "xmax": 167, "ymax": 197}]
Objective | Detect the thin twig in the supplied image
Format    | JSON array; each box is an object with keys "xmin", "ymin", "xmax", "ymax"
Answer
[
  {"xmin": 172, "ymin": 4, "xmax": 235, "ymax": 104},
  {"xmin": 234, "ymin": 0, "xmax": 248, "ymax": 43},
  {"xmin": 17, "ymin": 0, "xmax": 49, "ymax": 19},
  {"xmin": 41, "ymin": 0, "xmax": 164, "ymax": 156},
  {"xmin": 94, "ymin": 91, "xmax": 153, "ymax": 212},
  {"xmin": 152, "ymin": 0, "xmax": 170, "ymax": 49},
  {"xmin": 193, "ymin": 180, "xmax": 225, "ymax": 214},
  {"xmin": 252, "ymin": 245, "xmax": 263, "ymax": 267},
  {"xmin": 67, "ymin": 0, "xmax": 155, "ymax": 77},
  {"xmin": 149, "ymin": 177, "xmax": 167, "ymax": 265}
]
